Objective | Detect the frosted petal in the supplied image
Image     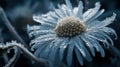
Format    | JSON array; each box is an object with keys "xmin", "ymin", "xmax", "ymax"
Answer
[
  {"xmin": 73, "ymin": 7, "xmax": 78, "ymax": 17},
  {"xmin": 87, "ymin": 33, "xmax": 110, "ymax": 48},
  {"xmin": 75, "ymin": 47, "xmax": 83, "ymax": 65},
  {"xmin": 77, "ymin": 1, "xmax": 83, "ymax": 19},
  {"xmin": 65, "ymin": 0, "xmax": 72, "ymax": 10},
  {"xmin": 66, "ymin": 39, "xmax": 74, "ymax": 66},
  {"xmin": 86, "ymin": 35, "xmax": 105, "ymax": 57},
  {"xmin": 59, "ymin": 38, "xmax": 69, "ymax": 61},
  {"xmin": 86, "ymin": 9, "xmax": 105, "ymax": 28},
  {"xmin": 88, "ymin": 9, "xmax": 104, "ymax": 23},
  {"xmin": 34, "ymin": 44, "xmax": 48, "ymax": 57},
  {"xmin": 48, "ymin": 38, "xmax": 63, "ymax": 62},
  {"xmin": 27, "ymin": 25, "xmax": 40, "ymax": 32},
  {"xmin": 33, "ymin": 34, "xmax": 54, "ymax": 42},
  {"xmin": 55, "ymin": 9, "xmax": 65, "ymax": 18},
  {"xmin": 58, "ymin": 4, "xmax": 71, "ymax": 17},
  {"xmin": 98, "ymin": 30, "xmax": 114, "ymax": 46},
  {"xmin": 94, "ymin": 13, "xmax": 116, "ymax": 28},
  {"xmin": 81, "ymin": 35, "xmax": 96, "ymax": 57},
  {"xmin": 83, "ymin": 2, "xmax": 100, "ymax": 22},
  {"xmin": 30, "ymin": 34, "xmax": 55, "ymax": 50},
  {"xmin": 29, "ymin": 30, "xmax": 54, "ymax": 38},
  {"xmin": 88, "ymin": 29, "xmax": 113, "ymax": 47},
  {"xmin": 100, "ymin": 27, "xmax": 117, "ymax": 39},
  {"xmin": 75, "ymin": 37, "xmax": 92, "ymax": 61},
  {"xmin": 41, "ymin": 39, "xmax": 58, "ymax": 58}
]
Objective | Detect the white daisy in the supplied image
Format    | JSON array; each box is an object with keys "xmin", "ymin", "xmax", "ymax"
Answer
[{"xmin": 27, "ymin": 0, "xmax": 117, "ymax": 66}]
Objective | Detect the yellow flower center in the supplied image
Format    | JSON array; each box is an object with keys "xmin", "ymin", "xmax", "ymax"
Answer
[{"xmin": 55, "ymin": 16, "xmax": 86, "ymax": 37}]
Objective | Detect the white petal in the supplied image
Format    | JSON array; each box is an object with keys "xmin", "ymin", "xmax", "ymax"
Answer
[
  {"xmin": 65, "ymin": 0, "xmax": 72, "ymax": 10},
  {"xmin": 89, "ymin": 9, "xmax": 104, "ymax": 22},
  {"xmin": 41, "ymin": 39, "xmax": 59, "ymax": 58},
  {"xmin": 87, "ymin": 20, "xmax": 100, "ymax": 30},
  {"xmin": 77, "ymin": 1, "xmax": 83, "ymax": 19},
  {"xmin": 55, "ymin": 9, "xmax": 65, "ymax": 18},
  {"xmin": 74, "ymin": 47, "xmax": 83, "ymax": 65},
  {"xmin": 29, "ymin": 30, "xmax": 54, "ymax": 38},
  {"xmin": 89, "ymin": 29, "xmax": 113, "ymax": 47},
  {"xmin": 34, "ymin": 43, "xmax": 48, "ymax": 57},
  {"xmin": 75, "ymin": 37, "xmax": 92, "ymax": 61},
  {"xmin": 31, "ymin": 34, "xmax": 54, "ymax": 43},
  {"xmin": 87, "ymin": 33, "xmax": 110, "ymax": 48},
  {"xmin": 86, "ymin": 35, "xmax": 105, "ymax": 57},
  {"xmin": 94, "ymin": 13, "xmax": 116, "ymax": 28},
  {"xmin": 59, "ymin": 38, "xmax": 69, "ymax": 61},
  {"xmin": 100, "ymin": 27, "xmax": 117, "ymax": 39},
  {"xmin": 27, "ymin": 25, "xmax": 39, "ymax": 32},
  {"xmin": 81, "ymin": 34, "xmax": 96, "ymax": 57},
  {"xmin": 66, "ymin": 38, "xmax": 74, "ymax": 66},
  {"xmin": 98, "ymin": 30, "xmax": 114, "ymax": 46},
  {"xmin": 57, "ymin": 4, "xmax": 68, "ymax": 17},
  {"xmin": 86, "ymin": 9, "xmax": 105, "ymax": 27},
  {"xmin": 60, "ymin": 4, "xmax": 72, "ymax": 16},
  {"xmin": 30, "ymin": 34, "xmax": 55, "ymax": 50},
  {"xmin": 83, "ymin": 2, "xmax": 100, "ymax": 22},
  {"xmin": 73, "ymin": 7, "xmax": 78, "ymax": 17},
  {"xmin": 48, "ymin": 43, "xmax": 59, "ymax": 62}
]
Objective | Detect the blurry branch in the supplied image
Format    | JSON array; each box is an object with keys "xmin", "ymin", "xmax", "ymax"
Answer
[
  {"xmin": 109, "ymin": 45, "xmax": 120, "ymax": 59},
  {"xmin": 104, "ymin": 45, "xmax": 120, "ymax": 60},
  {"xmin": 0, "ymin": 41, "xmax": 48, "ymax": 65},
  {"xmin": 0, "ymin": 7, "xmax": 28, "ymax": 48}
]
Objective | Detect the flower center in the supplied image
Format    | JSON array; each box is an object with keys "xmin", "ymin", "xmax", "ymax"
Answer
[{"xmin": 55, "ymin": 16, "xmax": 86, "ymax": 37}]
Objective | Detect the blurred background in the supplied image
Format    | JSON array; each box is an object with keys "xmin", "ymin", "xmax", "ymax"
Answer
[{"xmin": 0, "ymin": 0, "xmax": 120, "ymax": 67}]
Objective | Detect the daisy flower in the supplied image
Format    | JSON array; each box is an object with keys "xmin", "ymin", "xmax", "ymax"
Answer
[{"xmin": 27, "ymin": 0, "xmax": 117, "ymax": 66}]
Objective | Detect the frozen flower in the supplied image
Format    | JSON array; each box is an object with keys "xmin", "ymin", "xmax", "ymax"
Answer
[{"xmin": 27, "ymin": 0, "xmax": 117, "ymax": 66}]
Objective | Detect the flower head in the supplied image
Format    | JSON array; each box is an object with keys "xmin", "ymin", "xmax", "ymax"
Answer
[{"xmin": 28, "ymin": 0, "xmax": 117, "ymax": 66}]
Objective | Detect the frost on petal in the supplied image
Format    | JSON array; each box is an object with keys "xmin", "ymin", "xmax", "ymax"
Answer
[
  {"xmin": 65, "ymin": 0, "xmax": 72, "ymax": 10},
  {"xmin": 73, "ymin": 7, "xmax": 78, "ymax": 17},
  {"xmin": 87, "ymin": 9, "xmax": 105, "ymax": 26},
  {"xmin": 30, "ymin": 34, "xmax": 55, "ymax": 50},
  {"xmin": 94, "ymin": 13, "xmax": 116, "ymax": 28},
  {"xmin": 59, "ymin": 38, "xmax": 69, "ymax": 61},
  {"xmin": 98, "ymin": 30, "xmax": 114, "ymax": 46},
  {"xmin": 77, "ymin": 1, "xmax": 83, "ymax": 19},
  {"xmin": 74, "ymin": 47, "xmax": 83, "ymax": 65},
  {"xmin": 75, "ymin": 37, "xmax": 92, "ymax": 61},
  {"xmin": 81, "ymin": 34, "xmax": 96, "ymax": 57},
  {"xmin": 66, "ymin": 38, "xmax": 74, "ymax": 66},
  {"xmin": 49, "ymin": 38, "xmax": 61, "ymax": 62},
  {"xmin": 87, "ymin": 32, "xmax": 110, "ymax": 48},
  {"xmin": 83, "ymin": 2, "xmax": 100, "ymax": 22},
  {"xmin": 55, "ymin": 9, "xmax": 65, "ymax": 18},
  {"xmin": 34, "ymin": 43, "xmax": 48, "ymax": 57},
  {"xmin": 58, "ymin": 4, "xmax": 71, "ymax": 16},
  {"xmin": 29, "ymin": 30, "xmax": 54, "ymax": 38},
  {"xmin": 100, "ymin": 27, "xmax": 117, "ymax": 39},
  {"xmin": 86, "ymin": 34, "xmax": 105, "ymax": 57}
]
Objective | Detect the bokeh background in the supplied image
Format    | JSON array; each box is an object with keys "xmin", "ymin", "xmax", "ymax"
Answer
[{"xmin": 0, "ymin": 0, "xmax": 120, "ymax": 67}]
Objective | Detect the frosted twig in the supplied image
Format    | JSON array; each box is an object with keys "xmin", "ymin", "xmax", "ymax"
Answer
[
  {"xmin": 4, "ymin": 47, "xmax": 20, "ymax": 67},
  {"xmin": 0, "ymin": 41, "xmax": 48, "ymax": 66}
]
